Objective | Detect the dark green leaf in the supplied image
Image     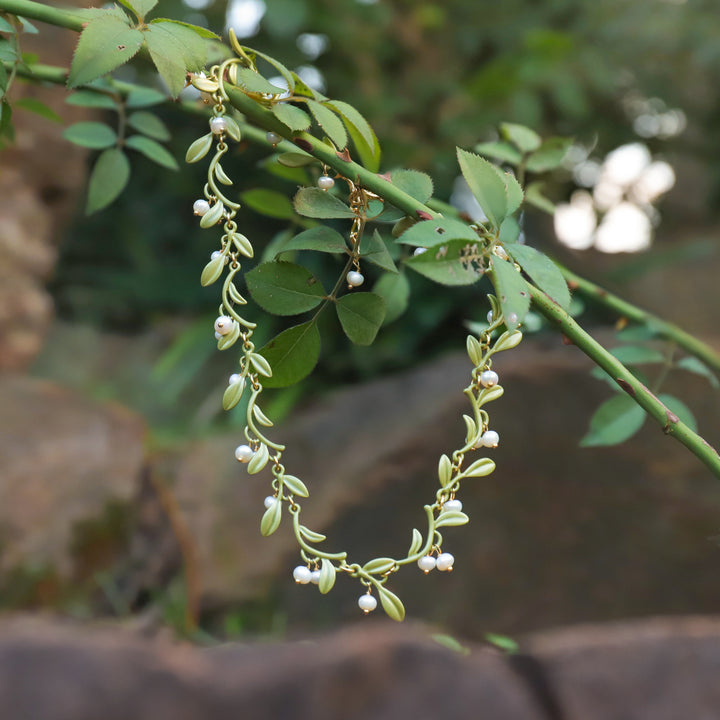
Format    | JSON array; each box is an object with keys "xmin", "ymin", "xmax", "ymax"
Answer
[
  {"xmin": 246, "ymin": 261, "xmax": 326, "ymax": 315},
  {"xmin": 524, "ymin": 182, "xmax": 556, "ymax": 214},
  {"xmin": 65, "ymin": 90, "xmax": 118, "ymax": 110},
  {"xmin": 271, "ymin": 102, "xmax": 311, "ymax": 131},
  {"xmin": 580, "ymin": 394, "xmax": 646, "ymax": 447},
  {"xmin": 390, "ymin": 169, "xmax": 434, "ymax": 204},
  {"xmin": 344, "ymin": 117, "xmax": 381, "ymax": 172},
  {"xmin": 14, "ymin": 98, "xmax": 62, "ymax": 123},
  {"xmin": 377, "ymin": 585, "xmax": 405, "ymax": 622},
  {"xmin": 68, "ymin": 15, "xmax": 143, "ymax": 88},
  {"xmin": 0, "ymin": 62, "xmax": 7, "ymax": 93},
  {"xmin": 290, "ymin": 71, "xmax": 326, "ymax": 101},
  {"xmin": 262, "ymin": 155, "xmax": 309, "ymax": 185},
  {"xmin": 474, "ymin": 140, "xmax": 522, "ymax": 165},
  {"xmin": 258, "ymin": 321, "xmax": 321, "ymax": 388},
  {"xmin": 609, "ymin": 346, "xmax": 665, "ymax": 365},
  {"xmin": 658, "ymin": 394, "xmax": 698, "ymax": 432},
  {"xmin": 335, "ymin": 292, "xmax": 386, "ymax": 345},
  {"xmin": 498, "ymin": 217, "xmax": 521, "ymax": 244},
  {"xmin": 506, "ymin": 243, "xmax": 571, "ymax": 311},
  {"xmin": 125, "ymin": 86, "xmax": 167, "ymax": 107},
  {"xmin": 326, "ymin": 99, "xmax": 380, "ymax": 171},
  {"xmin": 118, "ymin": 0, "xmax": 157, "ymax": 19},
  {"xmin": 277, "ymin": 152, "xmax": 315, "ymax": 167},
  {"xmin": 500, "ymin": 122, "xmax": 541, "ymax": 153},
  {"xmin": 127, "ymin": 110, "xmax": 170, "ymax": 140},
  {"xmin": 241, "ymin": 188, "xmax": 295, "ymax": 219},
  {"xmin": 490, "ymin": 258, "xmax": 531, "ymax": 329},
  {"xmin": 405, "ymin": 239, "xmax": 486, "ymax": 286},
  {"xmin": 280, "ymin": 226, "xmax": 348, "ymax": 255},
  {"xmin": 397, "ymin": 217, "xmax": 477, "ymax": 247},
  {"xmin": 373, "ymin": 272, "xmax": 410, "ymax": 325},
  {"xmin": 360, "ymin": 230, "xmax": 397, "ymax": 272},
  {"xmin": 294, "ymin": 186, "xmax": 355, "ymax": 219},
  {"xmin": 307, "ymin": 99, "xmax": 347, "ymax": 148},
  {"xmin": 149, "ymin": 17, "xmax": 219, "ymax": 39},
  {"xmin": 0, "ymin": 99, "xmax": 13, "ymax": 141},
  {"xmin": 526, "ymin": 137, "xmax": 572, "ymax": 173},
  {"xmin": 125, "ymin": 134, "xmax": 178, "ymax": 170},
  {"xmin": 63, "ymin": 121, "xmax": 117, "ymax": 149},
  {"xmin": 457, "ymin": 148, "xmax": 508, "ymax": 229},
  {"xmin": 493, "ymin": 166, "xmax": 523, "ymax": 215},
  {"xmin": 234, "ymin": 66, "xmax": 286, "ymax": 94},
  {"xmin": 676, "ymin": 357, "xmax": 720, "ymax": 388},
  {"xmin": 85, "ymin": 147, "xmax": 130, "ymax": 214}
]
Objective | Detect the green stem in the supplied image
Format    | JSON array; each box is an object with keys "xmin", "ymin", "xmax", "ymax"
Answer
[
  {"xmin": 0, "ymin": 0, "xmax": 84, "ymax": 31},
  {"xmin": 560, "ymin": 264, "xmax": 720, "ymax": 374}
]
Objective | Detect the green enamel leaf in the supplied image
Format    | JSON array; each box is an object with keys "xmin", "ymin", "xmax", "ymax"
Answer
[
  {"xmin": 457, "ymin": 148, "xmax": 508, "ymax": 229},
  {"xmin": 408, "ymin": 528, "xmax": 423, "ymax": 556},
  {"xmin": 397, "ymin": 217, "xmax": 477, "ymax": 247},
  {"xmin": 405, "ymin": 239, "xmax": 486, "ymax": 286},
  {"xmin": 475, "ymin": 141, "xmax": 522, "ymax": 165},
  {"xmin": 433, "ymin": 634, "xmax": 471, "ymax": 655},
  {"xmin": 373, "ymin": 271, "xmax": 409, "ymax": 325},
  {"xmin": 335, "ymin": 292, "xmax": 386, "ymax": 345},
  {"xmin": 377, "ymin": 585, "xmax": 405, "ymax": 622},
  {"xmin": 282, "ymin": 474, "xmax": 309, "ymax": 498},
  {"xmin": 247, "ymin": 442, "xmax": 269, "ymax": 474},
  {"xmin": 299, "ymin": 525, "xmax": 326, "ymax": 543},
  {"xmin": 307, "ymin": 99, "xmax": 347, "ymax": 148},
  {"xmin": 360, "ymin": 230, "xmax": 397, "ymax": 272},
  {"xmin": 463, "ymin": 458, "xmax": 496, "ymax": 478},
  {"xmin": 319, "ymin": 558, "xmax": 336, "ymax": 594},
  {"xmin": 260, "ymin": 497, "xmax": 282, "ymax": 536},
  {"xmin": 271, "ymin": 102, "xmax": 312, "ymax": 131},
  {"xmin": 280, "ymin": 226, "xmax": 348, "ymax": 255},
  {"xmin": 676, "ymin": 357, "xmax": 720, "ymax": 388},
  {"xmin": 435, "ymin": 511, "xmax": 469, "ymax": 528},
  {"xmin": 438, "ymin": 454, "xmax": 452, "ymax": 486},
  {"xmin": 249, "ymin": 352, "xmax": 272, "ymax": 377},
  {"xmin": 490, "ymin": 258, "xmax": 531, "ymax": 329},
  {"xmin": 234, "ymin": 66, "xmax": 286, "ymax": 95},
  {"xmin": 68, "ymin": 15, "xmax": 144, "ymax": 88},
  {"xmin": 246, "ymin": 261, "xmax": 325, "ymax": 315},
  {"xmin": 500, "ymin": 122, "xmax": 541, "ymax": 153},
  {"xmin": 14, "ymin": 98, "xmax": 62, "ymax": 123},
  {"xmin": 200, "ymin": 254, "xmax": 225, "ymax": 286},
  {"xmin": 466, "ymin": 335, "xmax": 482, "ymax": 365},
  {"xmin": 258, "ymin": 321, "xmax": 321, "ymax": 388},
  {"xmin": 658, "ymin": 394, "xmax": 698, "ymax": 432},
  {"xmin": 185, "ymin": 133, "xmax": 213, "ymax": 163},
  {"xmin": 85, "ymin": 148, "xmax": 130, "ymax": 215},
  {"xmin": 63, "ymin": 121, "xmax": 117, "ymax": 149},
  {"xmin": 580, "ymin": 394, "xmax": 646, "ymax": 447},
  {"xmin": 252, "ymin": 403, "xmax": 273, "ymax": 427},
  {"xmin": 241, "ymin": 188, "xmax": 295, "ymax": 220},
  {"xmin": 199, "ymin": 201, "xmax": 224, "ymax": 228},
  {"xmin": 118, "ymin": 0, "xmax": 157, "ymax": 20},
  {"xmin": 294, "ymin": 187, "xmax": 355, "ymax": 219},
  {"xmin": 222, "ymin": 379, "xmax": 245, "ymax": 411},
  {"xmin": 494, "ymin": 330, "xmax": 523, "ymax": 352},
  {"xmin": 362, "ymin": 558, "xmax": 396, "ymax": 574},
  {"xmin": 390, "ymin": 169, "xmax": 434, "ymax": 204},
  {"xmin": 127, "ymin": 110, "xmax": 170, "ymax": 140},
  {"xmin": 66, "ymin": 90, "xmax": 118, "ymax": 110},
  {"xmin": 506, "ymin": 243, "xmax": 571, "ymax": 311},
  {"xmin": 526, "ymin": 137, "xmax": 573, "ymax": 173},
  {"xmin": 125, "ymin": 135, "xmax": 178, "ymax": 170}
]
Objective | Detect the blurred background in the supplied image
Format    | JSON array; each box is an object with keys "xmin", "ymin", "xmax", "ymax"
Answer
[{"xmin": 2, "ymin": 0, "xmax": 720, "ymax": 644}]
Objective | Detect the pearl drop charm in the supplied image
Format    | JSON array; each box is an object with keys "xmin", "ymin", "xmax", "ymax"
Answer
[
  {"xmin": 229, "ymin": 373, "xmax": 241, "ymax": 385},
  {"xmin": 193, "ymin": 199, "xmax": 210, "ymax": 216},
  {"xmin": 417, "ymin": 555, "xmax": 436, "ymax": 573},
  {"xmin": 487, "ymin": 310, "xmax": 494, "ymax": 324},
  {"xmin": 436, "ymin": 552, "xmax": 455, "ymax": 572},
  {"xmin": 346, "ymin": 270, "xmax": 365, "ymax": 288},
  {"xmin": 444, "ymin": 499, "xmax": 463, "ymax": 512},
  {"xmin": 266, "ymin": 131, "xmax": 281, "ymax": 146},
  {"xmin": 480, "ymin": 369, "xmax": 499, "ymax": 388},
  {"xmin": 317, "ymin": 175, "xmax": 335, "ymax": 190},
  {"xmin": 211, "ymin": 250, "xmax": 229, "ymax": 265},
  {"xmin": 310, "ymin": 569, "xmax": 321, "ymax": 585},
  {"xmin": 214, "ymin": 315, "xmax": 234, "ymax": 335},
  {"xmin": 413, "ymin": 247, "xmax": 427, "ymax": 256},
  {"xmin": 263, "ymin": 496, "xmax": 277, "ymax": 509},
  {"xmin": 293, "ymin": 566, "xmax": 312, "ymax": 584},
  {"xmin": 234, "ymin": 444, "xmax": 255, "ymax": 463},
  {"xmin": 480, "ymin": 430, "xmax": 500, "ymax": 448},
  {"xmin": 358, "ymin": 593, "xmax": 377, "ymax": 613},
  {"xmin": 210, "ymin": 116, "xmax": 228, "ymax": 135}
]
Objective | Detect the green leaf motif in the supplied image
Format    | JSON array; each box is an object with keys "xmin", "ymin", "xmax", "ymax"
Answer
[
  {"xmin": 299, "ymin": 525, "xmax": 326, "ymax": 543},
  {"xmin": 373, "ymin": 271, "xmax": 409, "ymax": 325},
  {"xmin": 362, "ymin": 558, "xmax": 396, "ymax": 574},
  {"xmin": 408, "ymin": 528, "xmax": 423, "ymax": 556},
  {"xmin": 246, "ymin": 261, "xmax": 326, "ymax": 315},
  {"xmin": 125, "ymin": 135, "xmax": 178, "ymax": 170},
  {"xmin": 185, "ymin": 133, "xmax": 213, "ymax": 163},
  {"xmin": 658, "ymin": 394, "xmax": 698, "ymax": 432},
  {"xmin": 68, "ymin": 15, "xmax": 144, "ymax": 88},
  {"xmin": 506, "ymin": 243, "xmax": 571, "ymax": 311},
  {"xmin": 335, "ymin": 292, "xmax": 386, "ymax": 345},
  {"xmin": 397, "ymin": 217, "xmax": 477, "ymax": 248},
  {"xmin": 85, "ymin": 148, "xmax": 130, "ymax": 215},
  {"xmin": 405, "ymin": 239, "xmax": 486, "ymax": 286},
  {"xmin": 271, "ymin": 102, "xmax": 312, "ymax": 131},
  {"xmin": 280, "ymin": 226, "xmax": 348, "ymax": 255},
  {"xmin": 282, "ymin": 474, "xmax": 309, "ymax": 498},
  {"xmin": 200, "ymin": 254, "xmax": 225, "ymax": 286},
  {"xmin": 247, "ymin": 442, "xmax": 269, "ymax": 474},
  {"xmin": 307, "ymin": 99, "xmax": 347, "ymax": 148},
  {"xmin": 580, "ymin": 394, "xmax": 646, "ymax": 447},
  {"xmin": 260, "ymin": 498, "xmax": 282, "ymax": 536},
  {"xmin": 319, "ymin": 558, "xmax": 336, "ymax": 594},
  {"xmin": 360, "ymin": 230, "xmax": 397, "ymax": 273},
  {"xmin": 127, "ymin": 110, "xmax": 170, "ymax": 140},
  {"xmin": 438, "ymin": 454, "xmax": 452, "ymax": 486},
  {"xmin": 258, "ymin": 321, "xmax": 321, "ymax": 388},
  {"xmin": 435, "ymin": 511, "xmax": 469, "ymax": 528},
  {"xmin": 490, "ymin": 258, "xmax": 530, "ymax": 329},
  {"xmin": 457, "ymin": 148, "xmax": 508, "ymax": 229},
  {"xmin": 377, "ymin": 585, "xmax": 405, "ymax": 622},
  {"xmin": 390, "ymin": 169, "xmax": 434, "ymax": 204},
  {"xmin": 63, "ymin": 121, "xmax": 117, "ymax": 149},
  {"xmin": 222, "ymin": 379, "xmax": 244, "ymax": 411},
  {"xmin": 500, "ymin": 122, "xmax": 541, "ymax": 153},
  {"xmin": 241, "ymin": 188, "xmax": 295, "ymax": 219},
  {"xmin": 294, "ymin": 187, "xmax": 355, "ymax": 219},
  {"xmin": 199, "ymin": 201, "xmax": 224, "ymax": 228},
  {"xmin": 463, "ymin": 458, "xmax": 496, "ymax": 478}
]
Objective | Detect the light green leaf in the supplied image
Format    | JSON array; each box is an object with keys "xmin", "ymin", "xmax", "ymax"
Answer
[
  {"xmin": 247, "ymin": 442, "xmax": 269, "ymax": 474},
  {"xmin": 249, "ymin": 352, "xmax": 272, "ymax": 377},
  {"xmin": 125, "ymin": 134, "xmax": 178, "ymax": 170},
  {"xmin": 280, "ymin": 226, "xmax": 348, "ymax": 255},
  {"xmin": 85, "ymin": 148, "xmax": 130, "ymax": 214},
  {"xmin": 676, "ymin": 357, "xmax": 720, "ymax": 388},
  {"xmin": 277, "ymin": 152, "xmax": 316, "ymax": 167},
  {"xmin": 222, "ymin": 379, "xmax": 245, "ymax": 411},
  {"xmin": 63, "ymin": 121, "xmax": 117, "ymax": 149},
  {"xmin": 658, "ymin": 394, "xmax": 698, "ymax": 432},
  {"xmin": 299, "ymin": 525, "xmax": 326, "ymax": 543},
  {"xmin": 68, "ymin": 15, "xmax": 144, "ymax": 88},
  {"xmin": 319, "ymin": 558, "xmax": 336, "ymax": 594},
  {"xmin": 362, "ymin": 558, "xmax": 396, "ymax": 574},
  {"xmin": 149, "ymin": 17, "xmax": 219, "ymax": 39},
  {"xmin": 506, "ymin": 243, "xmax": 571, "ymax": 311},
  {"xmin": 494, "ymin": 330, "xmax": 523, "ymax": 352},
  {"xmin": 252, "ymin": 403, "xmax": 273, "ymax": 427},
  {"xmin": 457, "ymin": 148, "xmax": 508, "ymax": 229},
  {"xmin": 525, "ymin": 182, "xmax": 556, "ymax": 214},
  {"xmin": 241, "ymin": 188, "xmax": 295, "ymax": 219},
  {"xmin": 326, "ymin": 99, "xmax": 380, "ymax": 171},
  {"xmin": 65, "ymin": 90, "xmax": 118, "ymax": 110},
  {"xmin": 475, "ymin": 140, "xmax": 522, "ymax": 165},
  {"xmin": 526, "ymin": 137, "xmax": 572, "ymax": 173},
  {"xmin": 185, "ymin": 133, "xmax": 213, "ymax": 163},
  {"xmin": 307, "ymin": 99, "xmax": 347, "ymax": 148},
  {"xmin": 126, "ymin": 86, "xmax": 167, "ymax": 108},
  {"xmin": 290, "ymin": 71, "xmax": 326, "ymax": 101},
  {"xmin": 0, "ymin": 16, "xmax": 15, "ymax": 32},
  {"xmin": 466, "ymin": 335, "xmax": 482, "ymax": 365},
  {"xmin": 433, "ymin": 634, "xmax": 470, "ymax": 655},
  {"xmin": 377, "ymin": 585, "xmax": 405, "ymax": 622},
  {"xmin": 118, "ymin": 0, "xmax": 157, "ymax": 20},
  {"xmin": 405, "ymin": 239, "xmax": 486, "ymax": 286},
  {"xmin": 408, "ymin": 528, "xmax": 423, "ymax": 556},
  {"xmin": 335, "ymin": 292, "xmax": 386, "ymax": 345},
  {"xmin": 500, "ymin": 122, "xmax": 541, "ymax": 153},
  {"xmin": 234, "ymin": 66, "xmax": 286, "ymax": 94},
  {"xmin": 127, "ymin": 110, "xmax": 170, "ymax": 140},
  {"xmin": 498, "ymin": 217, "xmax": 521, "ymax": 244},
  {"xmin": 484, "ymin": 634, "xmax": 519, "ymax": 654},
  {"xmin": 435, "ymin": 511, "xmax": 469, "ymax": 528},
  {"xmin": 271, "ymin": 102, "xmax": 312, "ymax": 131},
  {"xmin": 246, "ymin": 261, "xmax": 325, "ymax": 315},
  {"xmin": 14, "ymin": 98, "xmax": 62, "ymax": 123},
  {"xmin": 294, "ymin": 187, "xmax": 355, "ymax": 219},
  {"xmin": 494, "ymin": 167, "xmax": 523, "ymax": 215},
  {"xmin": 243, "ymin": 46, "xmax": 295, "ymax": 92},
  {"xmin": 199, "ymin": 201, "xmax": 224, "ymax": 228},
  {"xmin": 610, "ymin": 346, "xmax": 665, "ymax": 365},
  {"xmin": 360, "ymin": 230, "xmax": 397, "ymax": 272},
  {"xmin": 438, "ymin": 454, "xmax": 452, "ymax": 486},
  {"xmin": 258, "ymin": 321, "xmax": 321, "ymax": 388},
  {"xmin": 390, "ymin": 169, "xmax": 434, "ymax": 204},
  {"xmin": 463, "ymin": 458, "xmax": 496, "ymax": 478},
  {"xmin": 344, "ymin": 117, "xmax": 381, "ymax": 171},
  {"xmin": 282, "ymin": 474, "xmax": 309, "ymax": 497},
  {"xmin": 373, "ymin": 271, "xmax": 409, "ymax": 325},
  {"xmin": 580, "ymin": 394, "xmax": 646, "ymax": 447},
  {"xmin": 200, "ymin": 254, "xmax": 225, "ymax": 286},
  {"xmin": 490, "ymin": 258, "xmax": 531, "ymax": 329},
  {"xmin": 260, "ymin": 497, "xmax": 282, "ymax": 536},
  {"xmin": 397, "ymin": 217, "xmax": 477, "ymax": 247}
]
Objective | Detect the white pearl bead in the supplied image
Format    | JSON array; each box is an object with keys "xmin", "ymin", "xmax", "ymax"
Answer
[
  {"xmin": 436, "ymin": 552, "xmax": 455, "ymax": 571},
  {"xmin": 444, "ymin": 499, "xmax": 463, "ymax": 512},
  {"xmin": 193, "ymin": 199, "xmax": 210, "ymax": 216},
  {"xmin": 210, "ymin": 116, "xmax": 227, "ymax": 135},
  {"xmin": 229, "ymin": 373, "xmax": 241, "ymax": 384},
  {"xmin": 234, "ymin": 444, "xmax": 254, "ymax": 463},
  {"xmin": 214, "ymin": 332, "xmax": 222, "ymax": 340},
  {"xmin": 487, "ymin": 310, "xmax": 494, "ymax": 323},
  {"xmin": 310, "ymin": 569, "xmax": 321, "ymax": 585},
  {"xmin": 481, "ymin": 430, "xmax": 499, "ymax": 448},
  {"xmin": 346, "ymin": 270, "xmax": 365, "ymax": 287},
  {"xmin": 266, "ymin": 131, "xmax": 281, "ymax": 145},
  {"xmin": 413, "ymin": 247, "xmax": 427, "ymax": 256},
  {"xmin": 263, "ymin": 496, "xmax": 276, "ymax": 509},
  {"xmin": 358, "ymin": 594, "xmax": 377, "ymax": 613},
  {"xmin": 214, "ymin": 315, "xmax": 234, "ymax": 335},
  {"xmin": 417, "ymin": 555, "xmax": 436, "ymax": 573},
  {"xmin": 317, "ymin": 175, "xmax": 335, "ymax": 190},
  {"xmin": 480, "ymin": 369, "xmax": 499, "ymax": 388},
  {"xmin": 293, "ymin": 566, "xmax": 312, "ymax": 584}
]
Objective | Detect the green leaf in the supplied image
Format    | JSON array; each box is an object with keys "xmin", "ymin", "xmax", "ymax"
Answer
[
  {"xmin": 319, "ymin": 558, "xmax": 336, "ymax": 594},
  {"xmin": 475, "ymin": 141, "xmax": 522, "ymax": 166},
  {"xmin": 526, "ymin": 137, "xmax": 572, "ymax": 173},
  {"xmin": 282, "ymin": 474, "xmax": 309, "ymax": 498},
  {"xmin": 125, "ymin": 86, "xmax": 167, "ymax": 108},
  {"xmin": 294, "ymin": 186, "xmax": 355, "ymax": 219},
  {"xmin": 390, "ymin": 169, "xmax": 434, "ymax": 204},
  {"xmin": 85, "ymin": 148, "xmax": 130, "ymax": 215},
  {"xmin": 377, "ymin": 585, "xmax": 405, "ymax": 622},
  {"xmin": 63, "ymin": 121, "xmax": 117, "ymax": 149},
  {"xmin": 234, "ymin": 66, "xmax": 286, "ymax": 94},
  {"xmin": 18, "ymin": 16, "xmax": 38, "ymax": 33},
  {"xmin": 249, "ymin": 352, "xmax": 272, "ymax": 377},
  {"xmin": 658, "ymin": 394, "xmax": 698, "ymax": 432},
  {"xmin": 362, "ymin": 557, "xmax": 396, "ymax": 574},
  {"xmin": 609, "ymin": 346, "xmax": 665, "ymax": 365},
  {"xmin": 307, "ymin": 99, "xmax": 347, "ymax": 148},
  {"xmin": 199, "ymin": 201, "xmax": 224, "ymax": 228},
  {"xmin": 490, "ymin": 258, "xmax": 531, "ymax": 329},
  {"xmin": 118, "ymin": 0, "xmax": 157, "ymax": 20},
  {"xmin": 335, "ymin": 292, "xmax": 386, "ymax": 345},
  {"xmin": 494, "ymin": 167, "xmax": 523, "ymax": 215},
  {"xmin": 280, "ymin": 226, "xmax": 348, "ymax": 255},
  {"xmin": 277, "ymin": 152, "xmax": 316, "ymax": 167},
  {"xmin": 290, "ymin": 71, "xmax": 326, "ymax": 101},
  {"xmin": 438, "ymin": 454, "xmax": 452, "ymax": 486},
  {"xmin": 0, "ymin": 16, "xmax": 15, "ymax": 32},
  {"xmin": 241, "ymin": 188, "xmax": 295, "ymax": 219},
  {"xmin": 326, "ymin": 99, "xmax": 380, "ymax": 171},
  {"xmin": 397, "ymin": 217, "xmax": 477, "ymax": 247},
  {"xmin": 149, "ymin": 17, "xmax": 219, "ymax": 39},
  {"xmin": 222, "ymin": 379, "xmax": 245, "ymax": 411},
  {"xmin": 676, "ymin": 357, "xmax": 720, "ymax": 388},
  {"xmin": 433, "ymin": 634, "xmax": 470, "ymax": 655},
  {"xmin": 65, "ymin": 90, "xmax": 118, "ymax": 110},
  {"xmin": 494, "ymin": 330, "xmax": 523, "ymax": 352},
  {"xmin": 247, "ymin": 442, "xmax": 269, "ymax": 474},
  {"xmin": 405, "ymin": 239, "xmax": 486, "ymax": 286},
  {"xmin": 244, "ymin": 46, "xmax": 295, "ymax": 92},
  {"xmin": 68, "ymin": 15, "xmax": 144, "ymax": 88},
  {"xmin": 127, "ymin": 110, "xmax": 170, "ymax": 140},
  {"xmin": 345, "ymin": 117, "xmax": 381, "ymax": 171},
  {"xmin": 298, "ymin": 525, "xmax": 326, "ymax": 543},
  {"xmin": 484, "ymin": 634, "xmax": 519, "ymax": 654},
  {"xmin": 435, "ymin": 511, "xmax": 469, "ymax": 528},
  {"xmin": 373, "ymin": 271, "xmax": 409, "ymax": 325},
  {"xmin": 200, "ymin": 254, "xmax": 225, "ymax": 286},
  {"xmin": 457, "ymin": 148, "xmax": 508, "ymax": 229},
  {"xmin": 580, "ymin": 394, "xmax": 646, "ymax": 447},
  {"xmin": 500, "ymin": 122, "xmax": 541, "ymax": 153},
  {"xmin": 258, "ymin": 321, "xmax": 321, "ymax": 388},
  {"xmin": 408, "ymin": 528, "xmax": 423, "ymax": 556},
  {"xmin": 0, "ymin": 99, "xmax": 13, "ymax": 142},
  {"xmin": 14, "ymin": 98, "xmax": 62, "ymax": 123},
  {"xmin": 463, "ymin": 458, "xmax": 496, "ymax": 478},
  {"xmin": 271, "ymin": 102, "xmax": 312, "ymax": 131},
  {"xmin": 360, "ymin": 230, "xmax": 397, "ymax": 272},
  {"xmin": 125, "ymin": 134, "xmax": 178, "ymax": 170},
  {"xmin": 506, "ymin": 243, "xmax": 571, "ymax": 311},
  {"xmin": 246, "ymin": 261, "xmax": 326, "ymax": 315},
  {"xmin": 524, "ymin": 182, "xmax": 556, "ymax": 214},
  {"xmin": 185, "ymin": 133, "xmax": 213, "ymax": 163},
  {"xmin": 498, "ymin": 217, "xmax": 521, "ymax": 244},
  {"xmin": 260, "ymin": 497, "xmax": 282, "ymax": 536}
]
